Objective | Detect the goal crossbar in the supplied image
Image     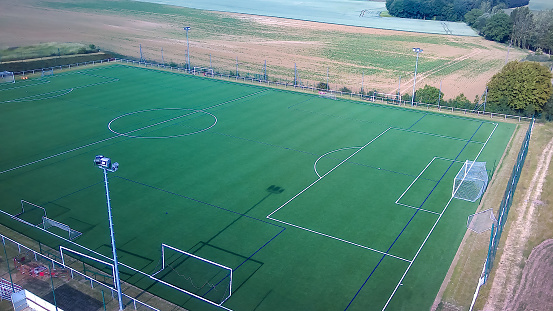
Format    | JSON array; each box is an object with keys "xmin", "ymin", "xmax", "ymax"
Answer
[
  {"xmin": 13, "ymin": 200, "xmax": 47, "ymax": 221},
  {"xmin": 43, "ymin": 216, "xmax": 82, "ymax": 240},
  {"xmin": 151, "ymin": 243, "xmax": 233, "ymax": 307}
]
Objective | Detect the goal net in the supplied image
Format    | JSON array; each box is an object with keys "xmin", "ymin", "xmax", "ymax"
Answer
[
  {"xmin": 41, "ymin": 68, "xmax": 54, "ymax": 77},
  {"xmin": 13, "ymin": 200, "xmax": 47, "ymax": 226},
  {"xmin": 453, "ymin": 161, "xmax": 488, "ymax": 202},
  {"xmin": 192, "ymin": 67, "xmax": 214, "ymax": 77},
  {"xmin": 1, "ymin": 71, "xmax": 15, "ymax": 84},
  {"xmin": 42, "ymin": 217, "xmax": 82, "ymax": 240},
  {"xmin": 152, "ymin": 244, "xmax": 232, "ymax": 306},
  {"xmin": 318, "ymin": 91, "xmax": 337, "ymax": 100},
  {"xmin": 467, "ymin": 208, "xmax": 496, "ymax": 233}
]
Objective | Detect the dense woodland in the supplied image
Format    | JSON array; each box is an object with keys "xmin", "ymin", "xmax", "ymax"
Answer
[{"xmin": 386, "ymin": 0, "xmax": 553, "ymax": 53}]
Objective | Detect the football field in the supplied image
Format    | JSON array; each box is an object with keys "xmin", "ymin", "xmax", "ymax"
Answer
[{"xmin": 0, "ymin": 64, "xmax": 515, "ymax": 310}]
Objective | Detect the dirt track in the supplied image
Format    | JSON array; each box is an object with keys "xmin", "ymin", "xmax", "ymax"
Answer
[{"xmin": 484, "ymin": 135, "xmax": 553, "ymax": 311}]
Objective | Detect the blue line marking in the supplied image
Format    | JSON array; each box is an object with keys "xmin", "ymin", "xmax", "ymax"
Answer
[
  {"xmin": 344, "ymin": 122, "xmax": 484, "ymax": 310},
  {"xmin": 407, "ymin": 113, "xmax": 428, "ymax": 130}
]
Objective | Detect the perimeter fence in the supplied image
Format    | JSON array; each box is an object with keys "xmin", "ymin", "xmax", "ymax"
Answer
[
  {"xmin": 4, "ymin": 57, "xmax": 533, "ymax": 123},
  {"xmin": 469, "ymin": 118, "xmax": 534, "ymax": 311},
  {"xmin": 483, "ymin": 118, "xmax": 534, "ymax": 283}
]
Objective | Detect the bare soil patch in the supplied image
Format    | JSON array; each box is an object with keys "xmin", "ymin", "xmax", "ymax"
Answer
[{"xmin": 505, "ymin": 239, "xmax": 553, "ymax": 311}]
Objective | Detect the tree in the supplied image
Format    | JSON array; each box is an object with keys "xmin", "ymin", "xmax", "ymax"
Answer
[
  {"xmin": 511, "ymin": 7, "xmax": 535, "ymax": 49},
  {"xmin": 482, "ymin": 12, "xmax": 512, "ymax": 42},
  {"xmin": 465, "ymin": 8, "xmax": 484, "ymax": 26},
  {"xmin": 487, "ymin": 61, "xmax": 553, "ymax": 114},
  {"xmin": 415, "ymin": 85, "xmax": 444, "ymax": 104}
]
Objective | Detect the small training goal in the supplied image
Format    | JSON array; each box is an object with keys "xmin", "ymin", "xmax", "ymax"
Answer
[
  {"xmin": 1, "ymin": 71, "xmax": 15, "ymax": 84},
  {"xmin": 318, "ymin": 91, "xmax": 336, "ymax": 100},
  {"xmin": 41, "ymin": 68, "xmax": 54, "ymax": 77},
  {"xmin": 452, "ymin": 161, "xmax": 488, "ymax": 202}
]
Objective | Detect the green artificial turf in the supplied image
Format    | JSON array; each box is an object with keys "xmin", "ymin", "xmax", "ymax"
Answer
[{"xmin": 0, "ymin": 64, "xmax": 515, "ymax": 310}]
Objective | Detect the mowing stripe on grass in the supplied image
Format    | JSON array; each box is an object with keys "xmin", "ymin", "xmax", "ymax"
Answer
[{"xmin": 344, "ymin": 122, "xmax": 485, "ymax": 311}]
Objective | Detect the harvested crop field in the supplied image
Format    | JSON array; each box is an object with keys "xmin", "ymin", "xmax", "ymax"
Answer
[{"xmin": 0, "ymin": 0, "xmax": 527, "ymax": 100}]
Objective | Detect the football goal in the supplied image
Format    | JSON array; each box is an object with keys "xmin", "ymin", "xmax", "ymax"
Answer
[
  {"xmin": 318, "ymin": 91, "xmax": 337, "ymax": 100},
  {"xmin": 42, "ymin": 216, "xmax": 82, "ymax": 240},
  {"xmin": 193, "ymin": 67, "xmax": 214, "ymax": 77},
  {"xmin": 452, "ymin": 160, "xmax": 488, "ymax": 202},
  {"xmin": 13, "ymin": 200, "xmax": 47, "ymax": 226},
  {"xmin": 1, "ymin": 71, "xmax": 15, "ymax": 84},
  {"xmin": 41, "ymin": 68, "xmax": 54, "ymax": 77},
  {"xmin": 151, "ymin": 243, "xmax": 232, "ymax": 306}
]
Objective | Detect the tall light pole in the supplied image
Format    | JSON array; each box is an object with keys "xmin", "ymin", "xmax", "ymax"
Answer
[
  {"xmin": 94, "ymin": 155, "xmax": 123, "ymax": 310},
  {"xmin": 411, "ymin": 48, "xmax": 423, "ymax": 106},
  {"xmin": 184, "ymin": 27, "xmax": 191, "ymax": 71}
]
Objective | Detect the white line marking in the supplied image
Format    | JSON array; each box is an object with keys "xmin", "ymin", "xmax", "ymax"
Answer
[
  {"xmin": 314, "ymin": 147, "xmax": 361, "ymax": 178},
  {"xmin": 268, "ymin": 128, "xmax": 391, "ymax": 218},
  {"xmin": 268, "ymin": 217, "xmax": 411, "ymax": 262},
  {"xmin": 382, "ymin": 122, "xmax": 498, "ymax": 310},
  {"xmin": 266, "ymin": 128, "xmax": 415, "ymax": 261}
]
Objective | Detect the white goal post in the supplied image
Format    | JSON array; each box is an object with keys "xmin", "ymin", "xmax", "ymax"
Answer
[
  {"xmin": 318, "ymin": 91, "xmax": 337, "ymax": 100},
  {"xmin": 453, "ymin": 160, "xmax": 488, "ymax": 202},
  {"xmin": 151, "ymin": 243, "xmax": 233, "ymax": 307},
  {"xmin": 42, "ymin": 216, "xmax": 82, "ymax": 240},
  {"xmin": 1, "ymin": 71, "xmax": 15, "ymax": 83},
  {"xmin": 41, "ymin": 68, "xmax": 54, "ymax": 77},
  {"xmin": 193, "ymin": 67, "xmax": 214, "ymax": 77}
]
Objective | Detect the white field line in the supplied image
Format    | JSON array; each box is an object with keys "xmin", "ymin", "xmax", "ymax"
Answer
[
  {"xmin": 395, "ymin": 128, "xmax": 486, "ymax": 144},
  {"xmin": 269, "ymin": 217, "xmax": 411, "ymax": 263},
  {"xmin": 382, "ymin": 122, "xmax": 497, "ymax": 310},
  {"xmin": 314, "ymin": 147, "xmax": 361, "ymax": 178},
  {"xmin": 1, "ymin": 87, "xmax": 266, "ymax": 174},
  {"xmin": 0, "ymin": 80, "xmax": 51, "ymax": 92},
  {"xmin": 0, "ymin": 136, "xmax": 119, "ymax": 175},
  {"xmin": 267, "ymin": 127, "xmax": 391, "ymax": 218},
  {"xmin": 1, "ymin": 88, "xmax": 74, "ymax": 103},
  {"xmin": 266, "ymin": 128, "xmax": 415, "ymax": 262}
]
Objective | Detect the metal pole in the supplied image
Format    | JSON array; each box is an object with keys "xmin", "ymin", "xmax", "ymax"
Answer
[
  {"xmin": 294, "ymin": 63, "xmax": 297, "ymax": 87},
  {"xmin": 483, "ymin": 87, "xmax": 488, "ymax": 113},
  {"xmin": 48, "ymin": 260, "xmax": 58, "ymax": 311},
  {"xmin": 184, "ymin": 27, "xmax": 191, "ymax": 71},
  {"xmin": 264, "ymin": 60, "xmax": 267, "ymax": 81},
  {"xmin": 361, "ymin": 71, "xmax": 364, "ymax": 94},
  {"xmin": 161, "ymin": 47, "xmax": 164, "ymax": 65},
  {"xmin": 505, "ymin": 39, "xmax": 512, "ymax": 64},
  {"xmin": 210, "ymin": 54, "xmax": 212, "ymax": 69},
  {"xmin": 139, "ymin": 44, "xmax": 143, "ymax": 62},
  {"xmin": 236, "ymin": 57, "xmax": 238, "ymax": 77},
  {"xmin": 1, "ymin": 237, "xmax": 15, "ymax": 293},
  {"xmin": 411, "ymin": 48, "xmax": 423, "ymax": 106},
  {"xmin": 103, "ymin": 168, "xmax": 124, "ymax": 310},
  {"xmin": 398, "ymin": 76, "xmax": 401, "ymax": 103}
]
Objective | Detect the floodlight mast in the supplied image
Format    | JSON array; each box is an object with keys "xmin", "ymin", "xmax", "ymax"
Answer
[
  {"xmin": 94, "ymin": 155, "xmax": 123, "ymax": 310},
  {"xmin": 411, "ymin": 48, "xmax": 423, "ymax": 106},
  {"xmin": 184, "ymin": 27, "xmax": 191, "ymax": 71}
]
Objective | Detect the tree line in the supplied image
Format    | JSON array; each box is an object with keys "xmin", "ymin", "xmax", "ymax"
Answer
[
  {"xmin": 385, "ymin": 0, "xmax": 528, "ymax": 22},
  {"xmin": 408, "ymin": 61, "xmax": 553, "ymax": 120},
  {"xmin": 386, "ymin": 0, "xmax": 553, "ymax": 53}
]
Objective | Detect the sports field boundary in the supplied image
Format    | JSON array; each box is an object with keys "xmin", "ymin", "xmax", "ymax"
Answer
[{"xmin": 1, "ymin": 57, "xmax": 533, "ymax": 123}]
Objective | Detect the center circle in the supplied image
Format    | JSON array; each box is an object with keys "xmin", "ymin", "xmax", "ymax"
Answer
[{"xmin": 108, "ymin": 108, "xmax": 217, "ymax": 139}]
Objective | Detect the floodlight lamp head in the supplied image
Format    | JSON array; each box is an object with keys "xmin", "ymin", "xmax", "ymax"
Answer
[
  {"xmin": 94, "ymin": 155, "xmax": 119, "ymax": 172},
  {"xmin": 184, "ymin": 27, "xmax": 191, "ymax": 31},
  {"xmin": 412, "ymin": 48, "xmax": 423, "ymax": 53}
]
